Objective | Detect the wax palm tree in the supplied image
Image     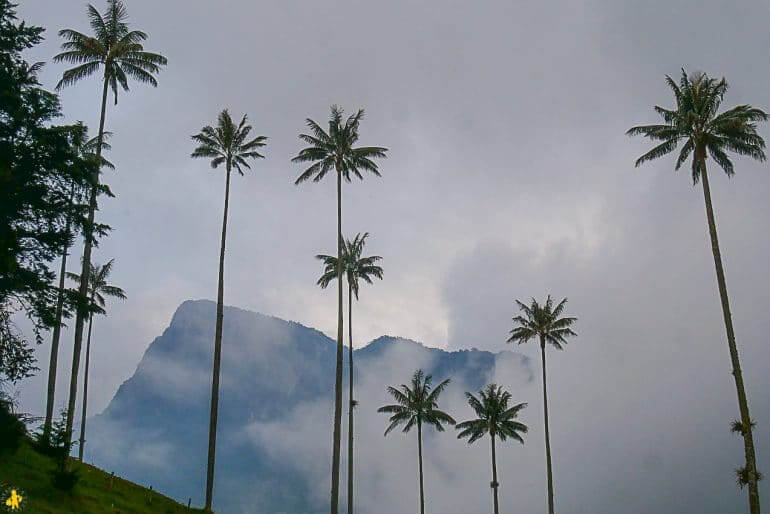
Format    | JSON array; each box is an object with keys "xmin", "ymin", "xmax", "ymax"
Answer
[
  {"xmin": 191, "ymin": 109, "xmax": 266, "ymax": 512},
  {"xmin": 43, "ymin": 124, "xmax": 114, "ymax": 442},
  {"xmin": 507, "ymin": 296, "xmax": 576, "ymax": 514},
  {"xmin": 317, "ymin": 232, "xmax": 384, "ymax": 514},
  {"xmin": 456, "ymin": 384, "xmax": 528, "ymax": 514},
  {"xmin": 627, "ymin": 70, "xmax": 766, "ymax": 512},
  {"xmin": 65, "ymin": 258, "xmax": 125, "ymax": 460},
  {"xmin": 53, "ymin": 0, "xmax": 166, "ymax": 453},
  {"xmin": 377, "ymin": 369, "xmax": 455, "ymax": 514},
  {"xmin": 292, "ymin": 105, "xmax": 387, "ymax": 513}
]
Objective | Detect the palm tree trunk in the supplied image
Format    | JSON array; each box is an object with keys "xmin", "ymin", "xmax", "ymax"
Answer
[
  {"xmin": 417, "ymin": 420, "xmax": 425, "ymax": 514},
  {"xmin": 43, "ymin": 184, "xmax": 75, "ymax": 441},
  {"xmin": 491, "ymin": 432, "xmax": 500, "ymax": 514},
  {"xmin": 347, "ymin": 281, "xmax": 354, "ymax": 514},
  {"xmin": 330, "ymin": 167, "xmax": 344, "ymax": 514},
  {"xmin": 540, "ymin": 337, "xmax": 555, "ymax": 514},
  {"xmin": 204, "ymin": 161, "xmax": 232, "ymax": 512},
  {"xmin": 700, "ymin": 157, "xmax": 761, "ymax": 514},
  {"xmin": 64, "ymin": 75, "xmax": 109, "ymax": 456},
  {"xmin": 78, "ymin": 310, "xmax": 94, "ymax": 461}
]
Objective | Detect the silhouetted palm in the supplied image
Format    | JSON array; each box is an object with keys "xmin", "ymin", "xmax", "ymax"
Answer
[
  {"xmin": 627, "ymin": 70, "xmax": 766, "ymax": 512},
  {"xmin": 53, "ymin": 0, "xmax": 166, "ymax": 453},
  {"xmin": 456, "ymin": 384, "xmax": 528, "ymax": 514},
  {"xmin": 293, "ymin": 105, "xmax": 387, "ymax": 513},
  {"xmin": 191, "ymin": 109, "xmax": 266, "ymax": 512},
  {"xmin": 317, "ymin": 232, "xmax": 383, "ymax": 514},
  {"xmin": 43, "ymin": 124, "xmax": 114, "ymax": 441},
  {"xmin": 65, "ymin": 258, "xmax": 125, "ymax": 460},
  {"xmin": 378, "ymin": 369, "xmax": 455, "ymax": 514},
  {"xmin": 508, "ymin": 296, "xmax": 576, "ymax": 514}
]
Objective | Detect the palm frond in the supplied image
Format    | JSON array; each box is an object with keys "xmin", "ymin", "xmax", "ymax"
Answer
[
  {"xmin": 55, "ymin": 61, "xmax": 101, "ymax": 90},
  {"xmin": 675, "ymin": 138, "xmax": 694, "ymax": 170},
  {"xmin": 56, "ymin": 1, "xmax": 166, "ymax": 96},
  {"xmin": 191, "ymin": 109, "xmax": 266, "ymax": 174},
  {"xmin": 629, "ymin": 69, "xmax": 767, "ymax": 181},
  {"xmin": 100, "ymin": 285, "xmax": 126, "ymax": 299},
  {"xmin": 86, "ymin": 4, "xmax": 108, "ymax": 40},
  {"xmin": 634, "ymin": 139, "xmax": 679, "ymax": 167},
  {"xmin": 509, "ymin": 296, "xmax": 577, "ymax": 350},
  {"xmin": 119, "ymin": 61, "xmax": 158, "ymax": 86},
  {"xmin": 457, "ymin": 385, "xmax": 527, "ymax": 446},
  {"xmin": 707, "ymin": 143, "xmax": 735, "ymax": 177},
  {"xmin": 426, "ymin": 378, "xmax": 451, "ymax": 404},
  {"xmin": 292, "ymin": 106, "xmax": 387, "ymax": 187},
  {"xmin": 379, "ymin": 369, "xmax": 452, "ymax": 437}
]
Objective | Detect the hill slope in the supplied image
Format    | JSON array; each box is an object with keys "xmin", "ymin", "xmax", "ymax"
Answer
[{"xmin": 0, "ymin": 439, "xmax": 205, "ymax": 513}]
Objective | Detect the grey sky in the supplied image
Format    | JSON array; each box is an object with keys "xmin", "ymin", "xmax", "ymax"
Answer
[{"xmin": 12, "ymin": 0, "xmax": 770, "ymax": 511}]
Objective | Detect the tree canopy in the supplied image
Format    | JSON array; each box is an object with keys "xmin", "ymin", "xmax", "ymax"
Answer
[{"xmin": 0, "ymin": 0, "xmax": 100, "ymax": 382}]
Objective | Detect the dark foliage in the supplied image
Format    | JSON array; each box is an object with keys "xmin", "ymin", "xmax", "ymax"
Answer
[
  {"xmin": 0, "ymin": 391, "xmax": 26, "ymax": 456},
  {"xmin": 0, "ymin": 0, "xmax": 104, "ymax": 382},
  {"xmin": 47, "ymin": 411, "xmax": 80, "ymax": 492},
  {"xmin": 50, "ymin": 466, "xmax": 80, "ymax": 493}
]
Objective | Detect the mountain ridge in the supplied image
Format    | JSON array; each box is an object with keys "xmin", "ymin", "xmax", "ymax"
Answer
[{"xmin": 87, "ymin": 298, "xmax": 533, "ymax": 513}]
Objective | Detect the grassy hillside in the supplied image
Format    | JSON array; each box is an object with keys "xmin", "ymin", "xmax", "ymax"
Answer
[{"xmin": 0, "ymin": 439, "xmax": 206, "ymax": 513}]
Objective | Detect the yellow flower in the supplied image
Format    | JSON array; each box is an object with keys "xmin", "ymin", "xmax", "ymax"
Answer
[{"xmin": 5, "ymin": 489, "xmax": 23, "ymax": 510}]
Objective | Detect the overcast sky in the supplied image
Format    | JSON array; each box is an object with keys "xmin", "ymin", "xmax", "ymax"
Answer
[{"xmin": 12, "ymin": 0, "xmax": 770, "ymax": 511}]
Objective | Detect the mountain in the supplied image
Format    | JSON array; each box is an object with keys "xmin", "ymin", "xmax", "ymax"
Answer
[{"xmin": 86, "ymin": 299, "xmax": 532, "ymax": 513}]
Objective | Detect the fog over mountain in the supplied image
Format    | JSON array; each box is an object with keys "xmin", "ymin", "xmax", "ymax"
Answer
[
  {"xmin": 86, "ymin": 300, "xmax": 534, "ymax": 513},
  {"xmin": 84, "ymin": 299, "xmax": 769, "ymax": 514}
]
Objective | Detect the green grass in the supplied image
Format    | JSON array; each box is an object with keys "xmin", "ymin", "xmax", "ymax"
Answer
[{"xmin": 0, "ymin": 439, "xmax": 207, "ymax": 513}]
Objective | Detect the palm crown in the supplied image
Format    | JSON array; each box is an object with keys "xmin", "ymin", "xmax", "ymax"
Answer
[
  {"xmin": 508, "ymin": 296, "xmax": 577, "ymax": 350},
  {"xmin": 191, "ymin": 109, "xmax": 267, "ymax": 174},
  {"xmin": 626, "ymin": 69, "xmax": 767, "ymax": 183},
  {"xmin": 65, "ymin": 124, "xmax": 115, "ymax": 235},
  {"xmin": 456, "ymin": 384, "xmax": 528, "ymax": 444},
  {"xmin": 378, "ymin": 369, "xmax": 456, "ymax": 435},
  {"xmin": 292, "ymin": 105, "xmax": 388, "ymax": 184},
  {"xmin": 72, "ymin": 122, "xmax": 115, "ymax": 170},
  {"xmin": 53, "ymin": 0, "xmax": 167, "ymax": 104},
  {"xmin": 316, "ymin": 232, "xmax": 384, "ymax": 299},
  {"xmin": 66, "ymin": 258, "xmax": 126, "ymax": 317}
]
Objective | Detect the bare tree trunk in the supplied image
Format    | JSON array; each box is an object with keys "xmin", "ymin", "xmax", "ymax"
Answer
[
  {"xmin": 330, "ymin": 167, "xmax": 344, "ymax": 514},
  {"xmin": 491, "ymin": 431, "xmax": 499, "ymax": 514},
  {"xmin": 417, "ymin": 420, "xmax": 425, "ymax": 514},
  {"xmin": 699, "ymin": 155, "xmax": 761, "ymax": 514},
  {"xmin": 204, "ymin": 161, "xmax": 232, "ymax": 512},
  {"xmin": 78, "ymin": 309, "xmax": 94, "ymax": 460},
  {"xmin": 347, "ymin": 281, "xmax": 354, "ymax": 514},
  {"xmin": 64, "ymin": 75, "xmax": 109, "ymax": 456},
  {"xmin": 540, "ymin": 337, "xmax": 555, "ymax": 514},
  {"xmin": 43, "ymin": 184, "xmax": 74, "ymax": 441}
]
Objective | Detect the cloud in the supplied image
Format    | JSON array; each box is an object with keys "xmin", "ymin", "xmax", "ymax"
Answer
[{"xmin": 242, "ymin": 339, "xmax": 537, "ymax": 514}]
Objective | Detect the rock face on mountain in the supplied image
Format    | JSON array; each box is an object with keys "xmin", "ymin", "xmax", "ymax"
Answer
[{"xmin": 87, "ymin": 299, "xmax": 532, "ymax": 514}]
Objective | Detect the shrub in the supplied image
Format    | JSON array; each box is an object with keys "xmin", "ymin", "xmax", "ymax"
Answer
[
  {"xmin": 46, "ymin": 410, "xmax": 81, "ymax": 492},
  {"xmin": 50, "ymin": 467, "xmax": 80, "ymax": 493},
  {"xmin": 0, "ymin": 392, "xmax": 26, "ymax": 456},
  {"xmin": 31, "ymin": 428, "xmax": 61, "ymax": 458}
]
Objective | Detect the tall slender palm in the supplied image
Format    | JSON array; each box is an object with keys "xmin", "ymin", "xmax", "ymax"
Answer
[
  {"xmin": 317, "ymin": 232, "xmax": 384, "ymax": 514},
  {"xmin": 507, "ymin": 296, "xmax": 576, "ymax": 514},
  {"xmin": 292, "ymin": 105, "xmax": 387, "ymax": 513},
  {"xmin": 627, "ymin": 69, "xmax": 767, "ymax": 513},
  {"xmin": 191, "ymin": 109, "xmax": 266, "ymax": 512},
  {"xmin": 53, "ymin": 0, "xmax": 166, "ymax": 453},
  {"xmin": 456, "ymin": 384, "xmax": 528, "ymax": 514},
  {"xmin": 377, "ymin": 369, "xmax": 455, "ymax": 514},
  {"xmin": 65, "ymin": 258, "xmax": 125, "ymax": 460},
  {"xmin": 43, "ymin": 125, "xmax": 114, "ymax": 442}
]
